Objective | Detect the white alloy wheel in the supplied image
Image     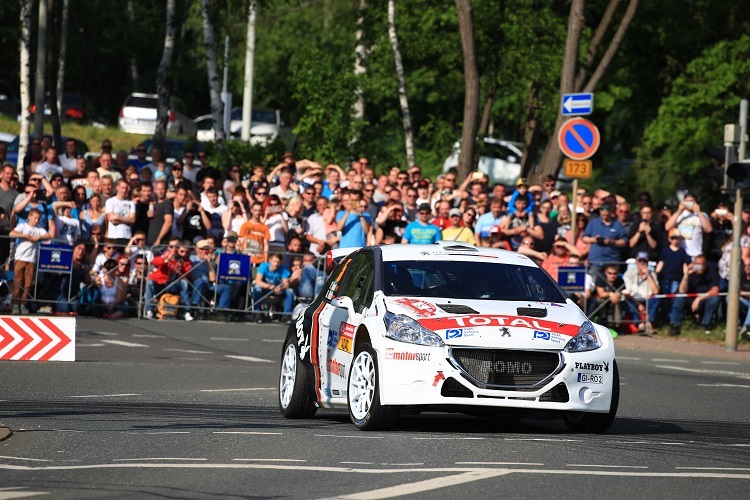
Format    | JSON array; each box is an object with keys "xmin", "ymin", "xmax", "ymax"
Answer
[
  {"xmin": 349, "ymin": 350, "xmax": 376, "ymax": 421},
  {"xmin": 279, "ymin": 343, "xmax": 298, "ymax": 409}
]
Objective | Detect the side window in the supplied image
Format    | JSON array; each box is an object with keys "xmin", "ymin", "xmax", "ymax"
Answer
[
  {"xmin": 321, "ymin": 256, "xmax": 355, "ymax": 301},
  {"xmin": 337, "ymin": 254, "xmax": 375, "ymax": 312}
]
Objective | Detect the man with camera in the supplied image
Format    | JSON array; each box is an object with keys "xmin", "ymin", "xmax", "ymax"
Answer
[
  {"xmin": 665, "ymin": 193, "xmax": 712, "ymax": 259},
  {"xmin": 582, "ymin": 200, "xmax": 628, "ymax": 279},
  {"xmin": 336, "ymin": 190, "xmax": 371, "ymax": 248},
  {"xmin": 144, "ymin": 238, "xmax": 193, "ymax": 320}
]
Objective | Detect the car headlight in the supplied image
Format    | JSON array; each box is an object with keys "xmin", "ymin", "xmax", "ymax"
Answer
[
  {"xmin": 564, "ymin": 321, "xmax": 601, "ymax": 352},
  {"xmin": 383, "ymin": 312, "xmax": 444, "ymax": 347}
]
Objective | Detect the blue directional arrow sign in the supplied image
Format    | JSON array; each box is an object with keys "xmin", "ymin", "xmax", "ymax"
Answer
[{"xmin": 561, "ymin": 93, "xmax": 594, "ymax": 116}]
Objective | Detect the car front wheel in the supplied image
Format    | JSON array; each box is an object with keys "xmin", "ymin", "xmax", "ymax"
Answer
[
  {"xmin": 563, "ymin": 359, "xmax": 620, "ymax": 433},
  {"xmin": 278, "ymin": 339, "xmax": 317, "ymax": 419},
  {"xmin": 348, "ymin": 343, "xmax": 398, "ymax": 431}
]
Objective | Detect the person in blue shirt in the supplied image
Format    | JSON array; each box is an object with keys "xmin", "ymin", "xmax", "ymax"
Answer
[
  {"xmin": 506, "ymin": 178, "xmax": 535, "ymax": 216},
  {"xmin": 336, "ymin": 190, "xmax": 371, "ymax": 248},
  {"xmin": 402, "ymin": 203, "xmax": 441, "ymax": 244},
  {"xmin": 253, "ymin": 252, "xmax": 294, "ymax": 321},
  {"xmin": 582, "ymin": 201, "xmax": 628, "ymax": 278}
]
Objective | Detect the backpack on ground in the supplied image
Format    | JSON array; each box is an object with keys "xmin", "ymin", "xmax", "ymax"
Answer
[{"xmin": 157, "ymin": 293, "xmax": 180, "ymax": 319}]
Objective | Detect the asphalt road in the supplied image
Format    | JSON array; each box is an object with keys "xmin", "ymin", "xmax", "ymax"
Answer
[{"xmin": 1, "ymin": 317, "xmax": 750, "ymax": 499}]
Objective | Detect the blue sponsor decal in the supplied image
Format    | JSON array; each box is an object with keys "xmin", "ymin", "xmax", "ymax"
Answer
[
  {"xmin": 327, "ymin": 329, "xmax": 339, "ymax": 348},
  {"xmin": 533, "ymin": 330, "xmax": 551, "ymax": 340},
  {"xmin": 446, "ymin": 329, "xmax": 463, "ymax": 339}
]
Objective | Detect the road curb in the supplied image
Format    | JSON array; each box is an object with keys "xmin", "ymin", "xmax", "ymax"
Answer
[
  {"xmin": 0, "ymin": 425, "xmax": 11, "ymax": 441},
  {"xmin": 615, "ymin": 334, "xmax": 750, "ymax": 361}
]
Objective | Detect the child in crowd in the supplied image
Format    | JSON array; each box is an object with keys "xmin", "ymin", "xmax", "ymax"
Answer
[{"xmin": 9, "ymin": 208, "xmax": 52, "ymax": 314}]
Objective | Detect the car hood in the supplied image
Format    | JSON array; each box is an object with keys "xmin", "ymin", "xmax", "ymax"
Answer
[{"xmin": 383, "ymin": 296, "xmax": 586, "ymax": 350}]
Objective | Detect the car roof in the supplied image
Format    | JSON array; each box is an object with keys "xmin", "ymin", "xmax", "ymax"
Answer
[{"xmin": 336, "ymin": 242, "xmax": 538, "ymax": 267}]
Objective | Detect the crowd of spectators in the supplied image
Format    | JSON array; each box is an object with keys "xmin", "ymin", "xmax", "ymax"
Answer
[{"xmin": 1, "ymin": 135, "xmax": 750, "ymax": 336}]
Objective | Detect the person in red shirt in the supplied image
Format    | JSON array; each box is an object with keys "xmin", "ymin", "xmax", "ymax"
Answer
[
  {"xmin": 144, "ymin": 238, "xmax": 193, "ymax": 320},
  {"xmin": 542, "ymin": 235, "xmax": 582, "ymax": 281}
]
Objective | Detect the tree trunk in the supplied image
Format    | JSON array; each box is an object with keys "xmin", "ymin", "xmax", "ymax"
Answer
[
  {"xmin": 19, "ymin": 0, "xmax": 33, "ymax": 178},
  {"xmin": 127, "ymin": 0, "xmax": 139, "ymax": 89},
  {"xmin": 56, "ymin": 0, "xmax": 69, "ymax": 122},
  {"xmin": 33, "ymin": 0, "xmax": 48, "ymax": 138},
  {"xmin": 46, "ymin": 0, "xmax": 62, "ymax": 152},
  {"xmin": 520, "ymin": 79, "xmax": 541, "ymax": 179},
  {"xmin": 574, "ymin": 0, "xmax": 620, "ymax": 91},
  {"xmin": 241, "ymin": 0, "xmax": 256, "ymax": 142},
  {"xmin": 533, "ymin": 0, "xmax": 585, "ymax": 184},
  {"xmin": 201, "ymin": 0, "xmax": 225, "ymax": 144},
  {"xmin": 350, "ymin": 0, "xmax": 368, "ymax": 147},
  {"xmin": 154, "ymin": 0, "xmax": 177, "ymax": 152},
  {"xmin": 455, "ymin": 0, "xmax": 480, "ymax": 179},
  {"xmin": 387, "ymin": 0, "xmax": 415, "ymax": 167}
]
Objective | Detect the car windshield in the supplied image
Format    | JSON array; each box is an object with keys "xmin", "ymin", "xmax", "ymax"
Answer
[
  {"xmin": 383, "ymin": 260, "xmax": 566, "ymax": 302},
  {"xmin": 125, "ymin": 96, "xmax": 158, "ymax": 108}
]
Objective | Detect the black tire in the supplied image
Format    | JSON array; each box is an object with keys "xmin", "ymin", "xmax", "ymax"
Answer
[
  {"xmin": 347, "ymin": 343, "xmax": 399, "ymax": 431},
  {"xmin": 563, "ymin": 359, "xmax": 620, "ymax": 433},
  {"xmin": 278, "ymin": 338, "xmax": 317, "ymax": 419}
]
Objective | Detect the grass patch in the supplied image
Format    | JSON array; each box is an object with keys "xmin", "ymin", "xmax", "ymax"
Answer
[{"xmin": 0, "ymin": 115, "xmax": 159, "ymax": 152}]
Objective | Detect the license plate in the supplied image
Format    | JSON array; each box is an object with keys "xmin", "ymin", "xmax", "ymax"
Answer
[{"xmin": 577, "ymin": 373, "xmax": 603, "ymax": 384}]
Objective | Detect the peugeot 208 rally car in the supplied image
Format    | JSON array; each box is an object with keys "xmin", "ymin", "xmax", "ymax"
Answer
[{"xmin": 278, "ymin": 242, "xmax": 618, "ymax": 432}]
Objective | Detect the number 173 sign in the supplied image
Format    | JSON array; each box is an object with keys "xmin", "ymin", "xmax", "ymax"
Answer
[{"xmin": 563, "ymin": 159, "xmax": 592, "ymax": 179}]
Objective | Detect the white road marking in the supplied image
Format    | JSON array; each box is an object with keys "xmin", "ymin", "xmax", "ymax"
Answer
[
  {"xmin": 233, "ymin": 458, "xmax": 307, "ymax": 462},
  {"xmin": 113, "ymin": 458, "xmax": 207, "ymax": 461},
  {"xmin": 456, "ymin": 462, "xmax": 543, "ymax": 466},
  {"xmin": 566, "ymin": 464, "xmax": 648, "ymax": 469},
  {"xmin": 700, "ymin": 361, "xmax": 741, "ymax": 365},
  {"xmin": 132, "ymin": 334, "xmax": 164, "ymax": 338},
  {"xmin": 199, "ymin": 388, "xmax": 275, "ymax": 392},
  {"xmin": 336, "ymin": 470, "xmax": 510, "ymax": 499},
  {"xmin": 722, "ymin": 444, "xmax": 750, "ymax": 447},
  {"xmin": 676, "ymin": 467, "xmax": 750, "ymax": 470},
  {"xmin": 342, "ymin": 462, "xmax": 373, "ymax": 465},
  {"xmin": 315, "ymin": 434, "xmax": 383, "ymax": 439},
  {"xmin": 69, "ymin": 394, "xmax": 140, "ymax": 398},
  {"xmin": 75, "ymin": 343, "xmax": 105, "ymax": 347},
  {"xmin": 698, "ymin": 383, "xmax": 750, "ymax": 389},
  {"xmin": 652, "ymin": 358, "xmax": 689, "ymax": 363},
  {"xmin": 224, "ymin": 355, "xmax": 273, "ymax": 363},
  {"xmin": 210, "ymin": 337, "xmax": 249, "ymax": 341},
  {"xmin": 92, "ymin": 331, "xmax": 119, "ymax": 336},
  {"xmin": 262, "ymin": 339, "xmax": 284, "ymax": 343},
  {"xmin": 660, "ymin": 442, "xmax": 686, "ymax": 445},
  {"xmin": 390, "ymin": 463, "xmax": 424, "ymax": 466},
  {"xmin": 0, "ymin": 456, "xmax": 50, "ymax": 462},
  {"xmin": 413, "ymin": 437, "xmax": 483, "ymax": 440},
  {"xmin": 163, "ymin": 349, "xmax": 213, "ymax": 354},
  {"xmin": 100, "ymin": 340, "xmax": 149, "ymax": 348},
  {"xmin": 606, "ymin": 441, "xmax": 647, "ymax": 444},
  {"xmin": 657, "ymin": 365, "xmax": 750, "ymax": 380},
  {"xmin": 504, "ymin": 438, "xmax": 580, "ymax": 442},
  {"xmin": 615, "ymin": 356, "xmax": 641, "ymax": 360},
  {"xmin": 0, "ymin": 487, "xmax": 50, "ymax": 499},
  {"xmin": 213, "ymin": 431, "xmax": 283, "ymax": 435},
  {"xmin": 142, "ymin": 432, "xmax": 192, "ymax": 435}
]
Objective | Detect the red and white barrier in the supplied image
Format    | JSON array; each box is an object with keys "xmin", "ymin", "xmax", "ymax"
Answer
[
  {"xmin": 649, "ymin": 292, "xmax": 729, "ymax": 300},
  {"xmin": 0, "ymin": 316, "xmax": 75, "ymax": 362}
]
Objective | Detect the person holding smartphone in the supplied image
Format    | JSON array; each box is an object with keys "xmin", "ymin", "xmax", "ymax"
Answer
[{"xmin": 665, "ymin": 193, "xmax": 712, "ymax": 259}]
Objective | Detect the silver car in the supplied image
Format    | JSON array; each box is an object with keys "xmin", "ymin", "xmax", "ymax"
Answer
[{"xmin": 118, "ymin": 93, "xmax": 196, "ymax": 137}]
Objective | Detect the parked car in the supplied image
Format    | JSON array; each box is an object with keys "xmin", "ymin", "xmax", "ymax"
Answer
[
  {"xmin": 193, "ymin": 106, "xmax": 295, "ymax": 148},
  {"xmin": 0, "ymin": 80, "xmax": 21, "ymax": 118},
  {"xmin": 118, "ymin": 93, "xmax": 197, "ymax": 137},
  {"xmin": 135, "ymin": 138, "xmax": 202, "ymax": 164},
  {"xmin": 279, "ymin": 241, "xmax": 619, "ymax": 432},
  {"xmin": 3, "ymin": 134, "xmax": 89, "ymax": 167},
  {"xmin": 444, "ymin": 137, "xmax": 525, "ymax": 187},
  {"xmin": 29, "ymin": 92, "xmax": 90, "ymax": 122}
]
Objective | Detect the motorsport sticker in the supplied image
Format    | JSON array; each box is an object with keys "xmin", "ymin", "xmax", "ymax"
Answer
[
  {"xmin": 418, "ymin": 315, "xmax": 578, "ymax": 336},
  {"xmin": 574, "ymin": 361, "xmax": 609, "ymax": 372},
  {"xmin": 328, "ymin": 358, "xmax": 347, "ymax": 378},
  {"xmin": 393, "ymin": 298, "xmax": 437, "ymax": 318},
  {"xmin": 532, "ymin": 330, "xmax": 566, "ymax": 344},
  {"xmin": 384, "ymin": 348, "xmax": 431, "ymax": 362},
  {"xmin": 338, "ymin": 322, "xmax": 355, "ymax": 354}
]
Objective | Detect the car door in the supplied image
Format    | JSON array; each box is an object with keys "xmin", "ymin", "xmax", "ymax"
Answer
[{"xmin": 319, "ymin": 253, "xmax": 375, "ymax": 400}]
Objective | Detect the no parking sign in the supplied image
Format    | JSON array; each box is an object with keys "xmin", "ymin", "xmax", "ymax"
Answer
[{"xmin": 558, "ymin": 117, "xmax": 600, "ymax": 161}]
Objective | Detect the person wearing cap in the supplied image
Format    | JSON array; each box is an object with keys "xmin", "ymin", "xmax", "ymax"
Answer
[
  {"xmin": 505, "ymin": 177, "xmax": 535, "ymax": 216},
  {"xmin": 664, "ymin": 193, "xmax": 712, "ymax": 259},
  {"xmin": 188, "ymin": 239, "xmax": 232, "ymax": 320},
  {"xmin": 402, "ymin": 203, "xmax": 440, "ymax": 245},
  {"xmin": 622, "ymin": 251, "xmax": 660, "ymax": 334},
  {"xmin": 655, "ymin": 228, "xmax": 692, "ymax": 335},
  {"xmin": 582, "ymin": 199, "xmax": 628, "ymax": 278},
  {"xmin": 442, "ymin": 207, "xmax": 475, "ymax": 244}
]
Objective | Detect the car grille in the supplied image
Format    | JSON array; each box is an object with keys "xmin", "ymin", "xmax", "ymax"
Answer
[{"xmin": 449, "ymin": 348, "xmax": 561, "ymax": 390}]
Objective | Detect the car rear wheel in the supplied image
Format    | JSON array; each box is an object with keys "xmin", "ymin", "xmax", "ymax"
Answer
[
  {"xmin": 278, "ymin": 339, "xmax": 317, "ymax": 419},
  {"xmin": 348, "ymin": 343, "xmax": 398, "ymax": 431},
  {"xmin": 563, "ymin": 360, "xmax": 620, "ymax": 433}
]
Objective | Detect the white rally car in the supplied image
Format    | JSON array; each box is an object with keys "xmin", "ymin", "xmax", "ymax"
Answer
[{"xmin": 278, "ymin": 242, "xmax": 618, "ymax": 432}]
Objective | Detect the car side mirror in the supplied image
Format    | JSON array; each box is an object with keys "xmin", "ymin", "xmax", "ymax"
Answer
[{"xmin": 330, "ymin": 296, "xmax": 354, "ymax": 310}]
